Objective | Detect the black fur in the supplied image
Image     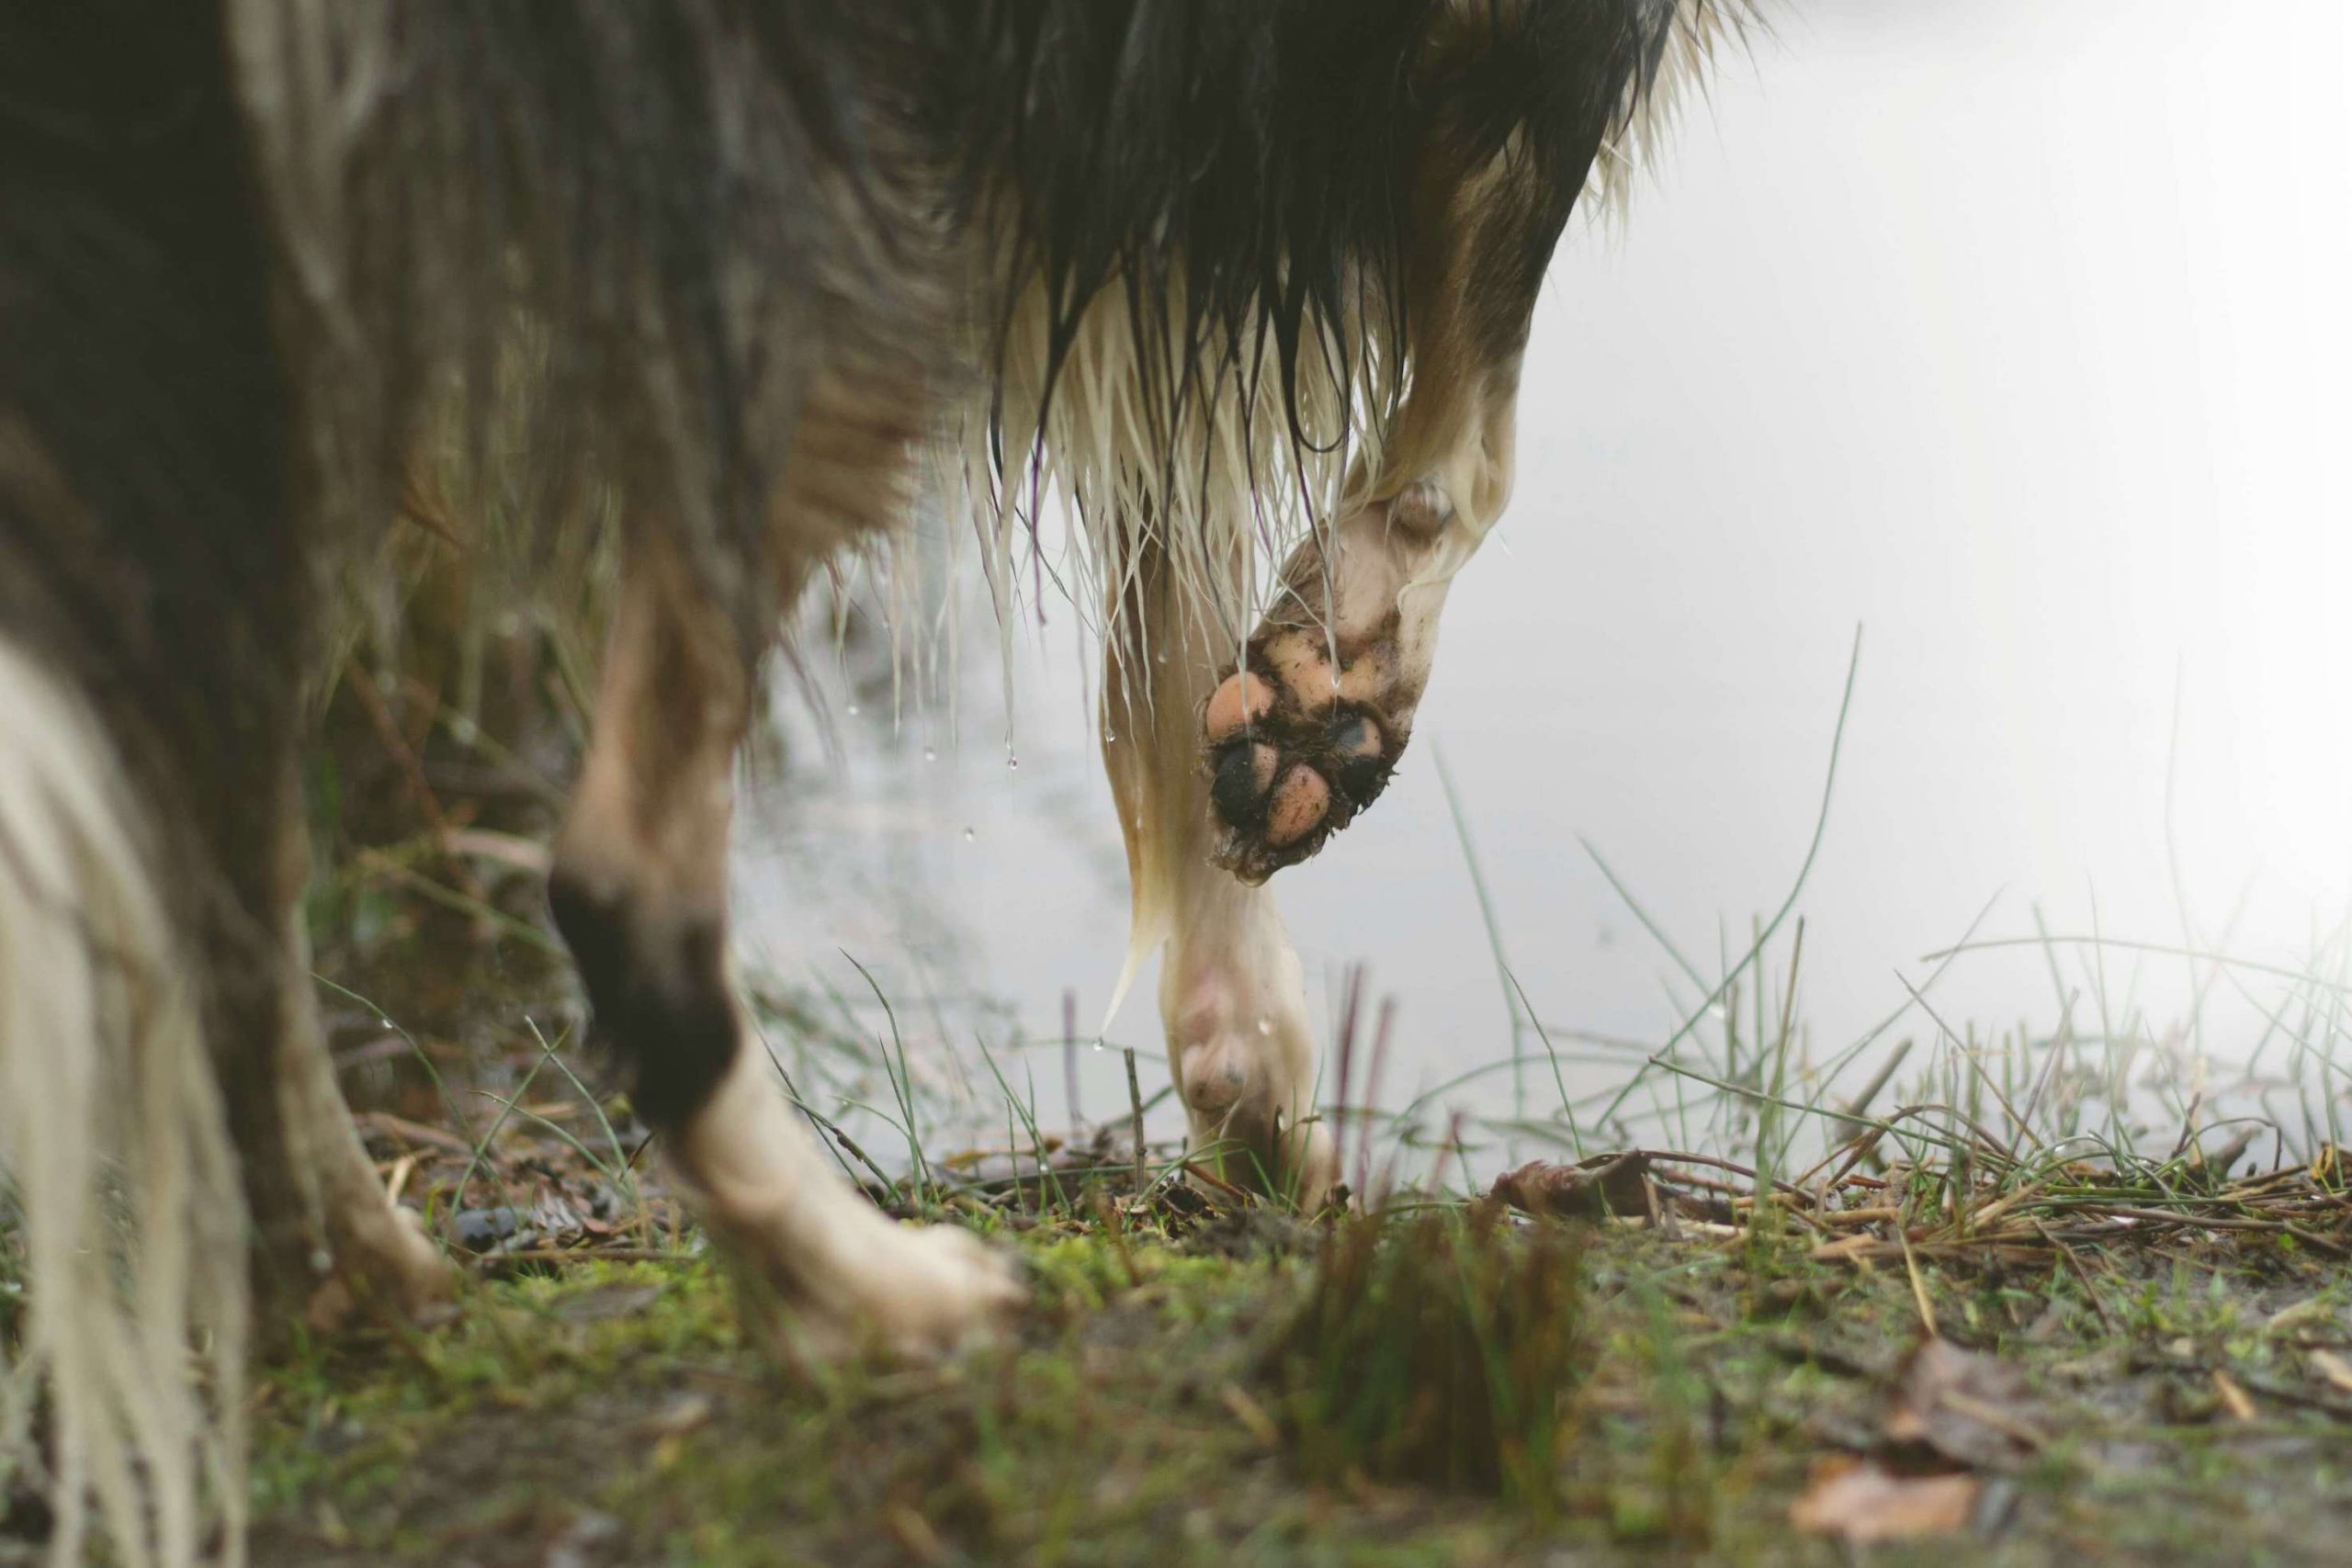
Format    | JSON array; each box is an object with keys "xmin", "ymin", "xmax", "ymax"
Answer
[
  {"xmin": 0, "ymin": 0, "xmax": 337, "ymax": 1295},
  {"xmin": 939, "ymin": 1, "xmax": 1722, "ymax": 502},
  {"xmin": 547, "ymin": 876, "xmax": 739, "ymax": 1132}
]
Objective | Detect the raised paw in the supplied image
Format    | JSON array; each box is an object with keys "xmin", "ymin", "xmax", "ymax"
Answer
[
  {"xmin": 1202, "ymin": 637, "xmax": 1407, "ymax": 882},
  {"xmin": 1195, "ymin": 487, "xmax": 1462, "ymax": 881}
]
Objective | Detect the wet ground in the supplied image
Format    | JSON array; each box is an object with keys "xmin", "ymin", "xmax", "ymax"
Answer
[{"xmin": 245, "ymin": 1154, "xmax": 2352, "ymax": 1568}]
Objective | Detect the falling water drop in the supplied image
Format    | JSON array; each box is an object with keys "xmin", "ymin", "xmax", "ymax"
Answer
[
  {"xmin": 1256, "ymin": 1016, "xmax": 1273, "ymax": 1036},
  {"xmin": 963, "ymin": 827, "xmax": 976, "ymax": 841},
  {"xmin": 845, "ymin": 702, "xmax": 860, "ymax": 716},
  {"xmin": 923, "ymin": 747, "xmax": 937, "ymax": 762},
  {"xmin": 1007, "ymin": 755, "xmax": 1021, "ymax": 771}
]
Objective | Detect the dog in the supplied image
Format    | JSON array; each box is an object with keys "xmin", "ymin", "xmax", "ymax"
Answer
[{"xmin": 0, "ymin": 2, "xmax": 1744, "ymax": 1559}]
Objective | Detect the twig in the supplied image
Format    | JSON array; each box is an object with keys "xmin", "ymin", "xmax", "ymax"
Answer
[
  {"xmin": 1634, "ymin": 1147, "xmax": 1812, "ymax": 1201},
  {"xmin": 356, "ymin": 1110, "xmax": 473, "ymax": 1156},
  {"xmin": 1125, "ymin": 1045, "xmax": 1148, "ymax": 1197},
  {"xmin": 1897, "ymin": 1225, "xmax": 1939, "ymax": 1338},
  {"xmin": 1063, "ymin": 987, "xmax": 1082, "ymax": 1130},
  {"xmin": 2075, "ymin": 1204, "xmax": 2325, "ymax": 1238},
  {"xmin": 1178, "ymin": 1159, "xmax": 1252, "ymax": 1201}
]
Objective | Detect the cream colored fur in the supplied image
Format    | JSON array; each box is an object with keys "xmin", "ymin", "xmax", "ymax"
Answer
[{"xmin": 0, "ymin": 638, "xmax": 247, "ymax": 1568}]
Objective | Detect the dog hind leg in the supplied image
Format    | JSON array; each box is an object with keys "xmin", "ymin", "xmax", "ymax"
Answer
[
  {"xmin": 250, "ymin": 759, "xmax": 453, "ymax": 1333},
  {"xmin": 1105, "ymin": 539, "xmax": 1338, "ymax": 1207}
]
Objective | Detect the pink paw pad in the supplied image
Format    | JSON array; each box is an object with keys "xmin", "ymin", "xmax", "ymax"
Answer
[{"xmin": 1201, "ymin": 633, "xmax": 1406, "ymax": 883}]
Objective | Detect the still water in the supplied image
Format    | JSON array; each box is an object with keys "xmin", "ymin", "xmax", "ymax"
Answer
[{"xmin": 734, "ymin": 1, "xmax": 2352, "ymax": 1160}]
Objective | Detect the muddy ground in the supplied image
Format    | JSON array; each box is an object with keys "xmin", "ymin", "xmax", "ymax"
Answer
[{"xmin": 245, "ymin": 959, "xmax": 2352, "ymax": 1568}]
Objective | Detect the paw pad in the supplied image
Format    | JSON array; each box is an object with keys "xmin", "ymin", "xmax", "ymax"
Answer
[{"xmin": 1201, "ymin": 656, "xmax": 1403, "ymax": 882}]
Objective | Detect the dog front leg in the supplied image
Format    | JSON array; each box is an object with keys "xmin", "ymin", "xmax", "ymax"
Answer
[{"xmin": 549, "ymin": 532, "xmax": 1020, "ymax": 1358}]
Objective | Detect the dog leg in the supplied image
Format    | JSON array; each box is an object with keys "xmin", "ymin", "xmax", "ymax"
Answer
[
  {"xmin": 1200, "ymin": 468, "xmax": 1505, "ymax": 883},
  {"xmin": 1105, "ymin": 548, "xmax": 1338, "ymax": 1207},
  {"xmin": 173, "ymin": 732, "xmax": 456, "ymax": 1337},
  {"xmin": 1203, "ymin": 94, "xmax": 1596, "ymax": 881},
  {"xmin": 266, "ymin": 777, "xmax": 453, "ymax": 1331},
  {"xmin": 549, "ymin": 535, "xmax": 1019, "ymax": 1359}
]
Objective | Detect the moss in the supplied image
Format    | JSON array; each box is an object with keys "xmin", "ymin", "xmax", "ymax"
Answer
[{"xmin": 243, "ymin": 1214, "xmax": 2352, "ymax": 1567}]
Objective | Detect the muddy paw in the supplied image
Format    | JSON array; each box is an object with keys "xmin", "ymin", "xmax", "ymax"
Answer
[{"xmin": 1202, "ymin": 637, "xmax": 1407, "ymax": 882}]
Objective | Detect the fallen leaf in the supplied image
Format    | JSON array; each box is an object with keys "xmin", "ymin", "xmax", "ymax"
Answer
[
  {"xmin": 1883, "ymin": 1337, "xmax": 2041, "ymax": 1470},
  {"xmin": 1491, "ymin": 1153, "xmax": 1653, "ymax": 1220},
  {"xmin": 1791, "ymin": 1458, "xmax": 1979, "ymax": 1544}
]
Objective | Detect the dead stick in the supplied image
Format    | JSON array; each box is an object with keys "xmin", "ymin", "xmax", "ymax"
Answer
[
  {"xmin": 1635, "ymin": 1147, "xmax": 1814, "ymax": 1201},
  {"xmin": 2080, "ymin": 1204, "xmax": 2309, "ymax": 1235},
  {"xmin": 1125, "ymin": 1045, "xmax": 1148, "ymax": 1197},
  {"xmin": 1063, "ymin": 987, "xmax": 1081, "ymax": 1130}
]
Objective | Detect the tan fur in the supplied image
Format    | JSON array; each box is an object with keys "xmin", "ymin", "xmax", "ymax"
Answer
[
  {"xmin": 1103, "ymin": 550, "xmax": 1336, "ymax": 1203},
  {"xmin": 554, "ymin": 532, "xmax": 1019, "ymax": 1351}
]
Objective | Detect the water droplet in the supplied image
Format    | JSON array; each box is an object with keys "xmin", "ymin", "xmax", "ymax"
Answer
[
  {"xmin": 963, "ymin": 827, "xmax": 976, "ymax": 841},
  {"xmin": 845, "ymin": 702, "xmax": 860, "ymax": 716},
  {"xmin": 1091, "ymin": 1041, "xmax": 1105, "ymax": 1054},
  {"xmin": 1256, "ymin": 1016, "xmax": 1273, "ymax": 1036},
  {"xmin": 1707, "ymin": 1003, "xmax": 1728, "ymax": 1021},
  {"xmin": 1102, "ymin": 729, "xmax": 1118, "ymax": 744},
  {"xmin": 1007, "ymin": 755, "xmax": 1020, "ymax": 771},
  {"xmin": 922, "ymin": 746, "xmax": 937, "ymax": 762},
  {"xmin": 1155, "ymin": 650, "xmax": 1169, "ymax": 664}
]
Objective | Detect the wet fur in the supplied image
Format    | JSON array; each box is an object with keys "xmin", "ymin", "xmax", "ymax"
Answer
[{"xmin": 0, "ymin": 1, "xmax": 1747, "ymax": 1559}]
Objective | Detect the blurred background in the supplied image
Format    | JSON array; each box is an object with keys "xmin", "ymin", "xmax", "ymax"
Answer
[{"xmin": 722, "ymin": 0, "xmax": 2352, "ymax": 1158}]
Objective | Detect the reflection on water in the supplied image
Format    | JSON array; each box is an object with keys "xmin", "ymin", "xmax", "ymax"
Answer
[{"xmin": 734, "ymin": 0, "xmax": 2352, "ymax": 1173}]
